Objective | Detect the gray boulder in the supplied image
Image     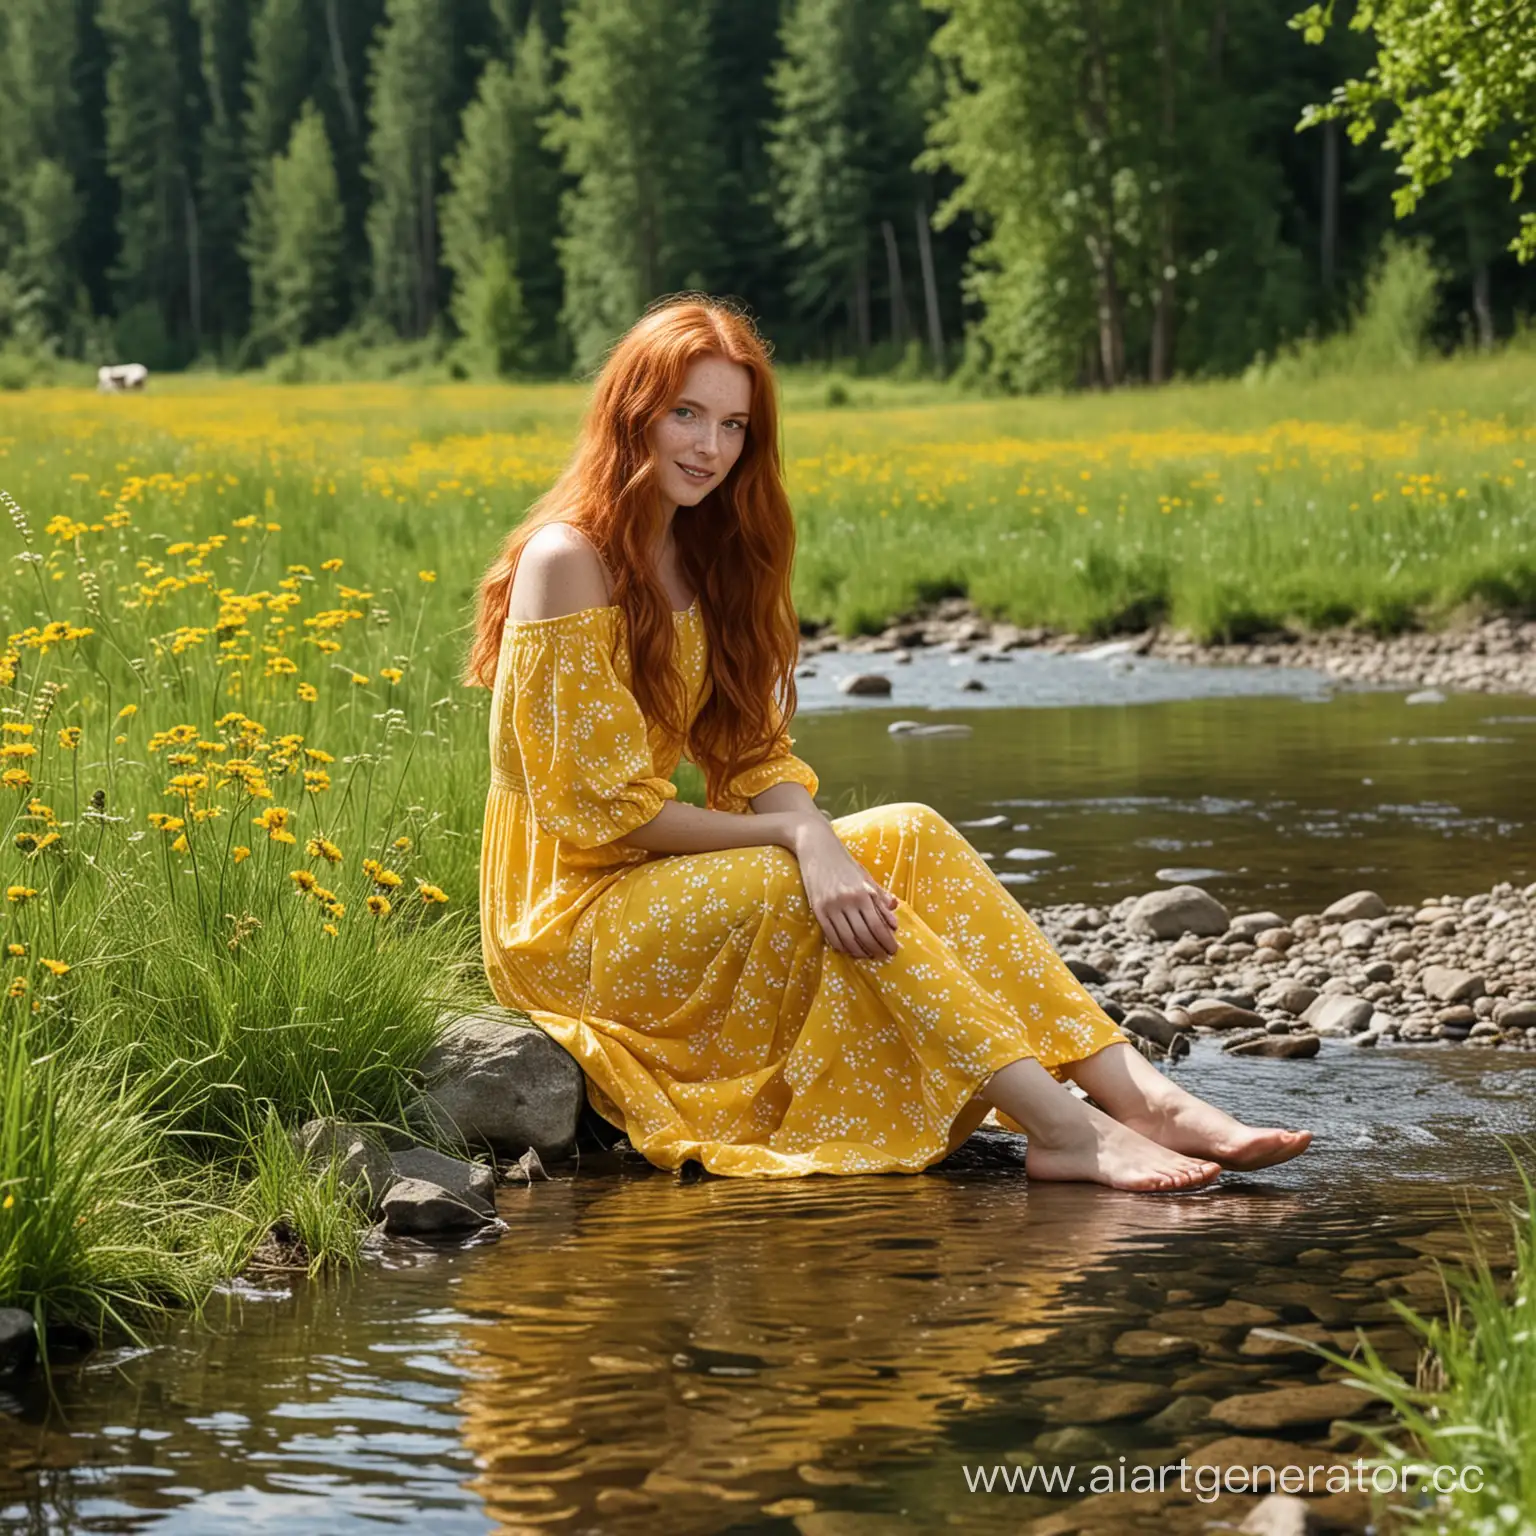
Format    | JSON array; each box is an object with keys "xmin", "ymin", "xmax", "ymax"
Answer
[
  {"xmin": 417, "ymin": 1008, "xmax": 584, "ymax": 1159},
  {"xmin": 390, "ymin": 1146, "xmax": 496, "ymax": 1213},
  {"xmin": 1227, "ymin": 911, "xmax": 1286, "ymax": 940},
  {"xmin": 1225, "ymin": 1032, "xmax": 1321, "ymax": 1059},
  {"xmin": 381, "ymin": 1177, "xmax": 494, "ymax": 1237},
  {"xmin": 1322, "ymin": 890, "xmax": 1388, "ymax": 922},
  {"xmin": 1303, "ymin": 994, "xmax": 1374, "ymax": 1037},
  {"xmin": 0, "ymin": 1308, "xmax": 37, "ymax": 1376},
  {"xmin": 1421, "ymin": 966, "xmax": 1485, "ymax": 1004},
  {"xmin": 292, "ymin": 1119, "xmax": 399, "ymax": 1210},
  {"xmin": 1126, "ymin": 886, "xmax": 1230, "ymax": 940},
  {"xmin": 1120, "ymin": 1007, "xmax": 1187, "ymax": 1050}
]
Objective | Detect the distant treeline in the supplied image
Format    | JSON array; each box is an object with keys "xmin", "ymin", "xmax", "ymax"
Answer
[{"xmin": 0, "ymin": 0, "xmax": 1531, "ymax": 388}]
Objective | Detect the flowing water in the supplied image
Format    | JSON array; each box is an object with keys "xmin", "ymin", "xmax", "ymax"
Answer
[{"xmin": 4, "ymin": 674, "xmax": 1535, "ymax": 1535}]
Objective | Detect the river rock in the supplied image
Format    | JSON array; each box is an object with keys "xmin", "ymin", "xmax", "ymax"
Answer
[
  {"xmin": 380, "ymin": 1177, "xmax": 494, "ymax": 1236},
  {"xmin": 1240, "ymin": 1493, "xmax": 1320, "ymax": 1536},
  {"xmin": 292, "ymin": 1118, "xmax": 399, "ymax": 1210},
  {"xmin": 0, "ymin": 1308, "xmax": 37, "ymax": 1376},
  {"xmin": 1209, "ymin": 1383, "xmax": 1377, "ymax": 1431},
  {"xmin": 1302, "ymin": 995, "xmax": 1373, "ymax": 1036},
  {"xmin": 1338, "ymin": 920, "xmax": 1377, "ymax": 951},
  {"xmin": 1120, "ymin": 1007, "xmax": 1186, "ymax": 1049},
  {"xmin": 1226, "ymin": 1031, "xmax": 1321, "ymax": 1059},
  {"xmin": 837, "ymin": 672, "xmax": 892, "ymax": 696},
  {"xmin": 1128, "ymin": 885, "xmax": 1230, "ymax": 940},
  {"xmin": 1066, "ymin": 958, "xmax": 1106, "ymax": 984},
  {"xmin": 1228, "ymin": 911, "xmax": 1286, "ymax": 940},
  {"xmin": 1495, "ymin": 1001, "xmax": 1536, "ymax": 1027},
  {"xmin": 1322, "ymin": 891, "xmax": 1388, "ymax": 922},
  {"xmin": 390, "ymin": 1146, "xmax": 496, "ymax": 1213},
  {"xmin": 1263, "ymin": 982, "xmax": 1318, "ymax": 1016},
  {"xmin": 1188, "ymin": 999, "xmax": 1266, "ymax": 1031},
  {"xmin": 416, "ymin": 1008, "xmax": 584, "ymax": 1159},
  {"xmin": 1033, "ymin": 1375, "xmax": 1172, "ymax": 1423},
  {"xmin": 1421, "ymin": 965, "xmax": 1485, "ymax": 1004}
]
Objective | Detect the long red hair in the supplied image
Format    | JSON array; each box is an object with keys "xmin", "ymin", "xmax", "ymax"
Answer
[{"xmin": 462, "ymin": 293, "xmax": 803, "ymax": 808}]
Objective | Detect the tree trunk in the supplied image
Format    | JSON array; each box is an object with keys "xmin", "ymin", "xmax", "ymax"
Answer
[
  {"xmin": 1321, "ymin": 119, "xmax": 1339, "ymax": 299},
  {"xmin": 880, "ymin": 218, "xmax": 909, "ymax": 349},
  {"xmin": 186, "ymin": 180, "xmax": 202, "ymax": 353},
  {"xmin": 851, "ymin": 239, "xmax": 871, "ymax": 357},
  {"xmin": 1472, "ymin": 261, "xmax": 1494, "ymax": 349},
  {"xmin": 914, "ymin": 192, "xmax": 945, "ymax": 373},
  {"xmin": 1080, "ymin": 0, "xmax": 1124, "ymax": 388},
  {"xmin": 324, "ymin": 0, "xmax": 361, "ymax": 142}
]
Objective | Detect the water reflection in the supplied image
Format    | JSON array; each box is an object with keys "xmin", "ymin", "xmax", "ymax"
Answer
[{"xmin": 793, "ymin": 692, "xmax": 1536, "ymax": 909}]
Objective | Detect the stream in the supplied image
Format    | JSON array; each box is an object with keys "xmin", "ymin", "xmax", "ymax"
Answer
[{"xmin": 4, "ymin": 663, "xmax": 1534, "ymax": 1535}]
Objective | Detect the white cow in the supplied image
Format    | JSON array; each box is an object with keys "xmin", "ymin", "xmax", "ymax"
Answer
[{"xmin": 97, "ymin": 363, "xmax": 149, "ymax": 392}]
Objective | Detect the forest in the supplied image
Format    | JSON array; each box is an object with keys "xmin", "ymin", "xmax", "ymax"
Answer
[{"xmin": 0, "ymin": 0, "xmax": 1532, "ymax": 390}]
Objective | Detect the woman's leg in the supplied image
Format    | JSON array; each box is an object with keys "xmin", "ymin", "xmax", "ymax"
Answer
[
  {"xmin": 1065, "ymin": 1040, "xmax": 1312, "ymax": 1171},
  {"xmin": 977, "ymin": 1056, "xmax": 1222, "ymax": 1191},
  {"xmin": 840, "ymin": 803, "xmax": 1311, "ymax": 1173}
]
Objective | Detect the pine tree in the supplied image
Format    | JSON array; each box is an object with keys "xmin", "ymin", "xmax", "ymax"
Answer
[
  {"xmin": 546, "ymin": 0, "xmax": 724, "ymax": 372},
  {"xmin": 767, "ymin": 0, "xmax": 931, "ymax": 359},
  {"xmin": 192, "ymin": 0, "xmax": 252, "ymax": 348},
  {"xmin": 365, "ymin": 0, "xmax": 456, "ymax": 338},
  {"xmin": 440, "ymin": 19, "xmax": 563, "ymax": 372},
  {"xmin": 100, "ymin": 0, "xmax": 196, "ymax": 364},
  {"xmin": 0, "ymin": 0, "xmax": 86, "ymax": 347},
  {"xmin": 247, "ymin": 100, "xmax": 344, "ymax": 352}
]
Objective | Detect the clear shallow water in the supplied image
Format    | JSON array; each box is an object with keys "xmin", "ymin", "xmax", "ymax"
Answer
[
  {"xmin": 5, "ymin": 682, "xmax": 1536, "ymax": 1535},
  {"xmin": 791, "ymin": 689, "xmax": 1536, "ymax": 911},
  {"xmin": 2, "ymin": 1043, "xmax": 1529, "ymax": 1534}
]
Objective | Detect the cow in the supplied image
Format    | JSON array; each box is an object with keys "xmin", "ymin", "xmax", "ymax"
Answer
[{"xmin": 97, "ymin": 363, "xmax": 149, "ymax": 392}]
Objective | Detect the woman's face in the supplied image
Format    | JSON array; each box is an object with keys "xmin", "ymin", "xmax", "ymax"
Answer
[{"xmin": 648, "ymin": 354, "xmax": 752, "ymax": 510}]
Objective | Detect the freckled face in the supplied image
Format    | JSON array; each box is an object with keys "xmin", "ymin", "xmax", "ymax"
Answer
[{"xmin": 648, "ymin": 355, "xmax": 752, "ymax": 508}]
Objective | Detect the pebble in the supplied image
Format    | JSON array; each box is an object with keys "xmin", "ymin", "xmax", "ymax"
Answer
[
  {"xmin": 1032, "ymin": 880, "xmax": 1536, "ymax": 1059},
  {"xmin": 801, "ymin": 598, "xmax": 1536, "ymax": 698}
]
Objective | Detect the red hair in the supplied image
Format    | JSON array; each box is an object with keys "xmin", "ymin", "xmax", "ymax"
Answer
[{"xmin": 462, "ymin": 293, "xmax": 803, "ymax": 809}]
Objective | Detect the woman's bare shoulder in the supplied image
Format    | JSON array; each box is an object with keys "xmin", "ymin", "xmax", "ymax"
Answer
[{"xmin": 508, "ymin": 524, "xmax": 615, "ymax": 621}]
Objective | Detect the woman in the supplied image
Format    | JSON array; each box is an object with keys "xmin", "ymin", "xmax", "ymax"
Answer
[{"xmin": 464, "ymin": 295, "xmax": 1312, "ymax": 1190}]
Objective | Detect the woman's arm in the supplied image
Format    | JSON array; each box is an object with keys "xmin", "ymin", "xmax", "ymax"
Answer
[{"xmin": 622, "ymin": 779, "xmax": 899, "ymax": 960}]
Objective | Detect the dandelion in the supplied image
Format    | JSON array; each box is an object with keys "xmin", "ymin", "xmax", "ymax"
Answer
[
  {"xmin": 418, "ymin": 570, "xmax": 436, "ymax": 583},
  {"xmin": 232, "ymin": 845, "xmax": 251, "ymax": 863},
  {"xmin": 306, "ymin": 835, "xmax": 343, "ymax": 864},
  {"xmin": 322, "ymin": 922, "xmax": 339, "ymax": 937},
  {"xmin": 303, "ymin": 770, "xmax": 331, "ymax": 794},
  {"xmin": 2, "ymin": 1193, "xmax": 13, "ymax": 1211},
  {"xmin": 2, "ymin": 769, "xmax": 33, "ymax": 792},
  {"xmin": 418, "ymin": 883, "xmax": 448, "ymax": 905},
  {"xmin": 7, "ymin": 977, "xmax": 26, "ymax": 998},
  {"xmin": 380, "ymin": 667, "xmax": 403, "ymax": 684},
  {"xmin": 298, "ymin": 683, "xmax": 318, "ymax": 702},
  {"xmin": 40, "ymin": 959, "xmax": 69, "ymax": 976},
  {"xmin": 117, "ymin": 703, "xmax": 138, "ymax": 719},
  {"xmin": 290, "ymin": 870, "xmax": 318, "ymax": 893},
  {"xmin": 393, "ymin": 836, "xmax": 412, "ymax": 851},
  {"xmin": 171, "ymin": 833, "xmax": 189, "ymax": 852},
  {"xmin": 367, "ymin": 894, "xmax": 391, "ymax": 916},
  {"xmin": 350, "ymin": 672, "xmax": 369, "ymax": 686},
  {"xmin": 6, "ymin": 943, "xmax": 24, "ymax": 957}
]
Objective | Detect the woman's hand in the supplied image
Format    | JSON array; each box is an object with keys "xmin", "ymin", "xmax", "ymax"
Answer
[{"xmin": 785, "ymin": 812, "xmax": 900, "ymax": 960}]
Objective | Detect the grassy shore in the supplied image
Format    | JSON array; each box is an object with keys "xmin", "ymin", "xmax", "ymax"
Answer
[{"xmin": 2, "ymin": 354, "xmax": 1534, "ymax": 1345}]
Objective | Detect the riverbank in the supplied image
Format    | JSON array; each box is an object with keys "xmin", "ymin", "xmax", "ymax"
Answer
[
  {"xmin": 802, "ymin": 597, "xmax": 1536, "ymax": 698},
  {"xmin": 1027, "ymin": 878, "xmax": 1536, "ymax": 1062}
]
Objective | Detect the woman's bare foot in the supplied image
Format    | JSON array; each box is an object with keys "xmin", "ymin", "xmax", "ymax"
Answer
[
  {"xmin": 1119, "ymin": 1095, "xmax": 1313, "ymax": 1172},
  {"xmin": 1066, "ymin": 1042, "xmax": 1313, "ymax": 1172},
  {"xmin": 1024, "ymin": 1099, "xmax": 1223, "ymax": 1192}
]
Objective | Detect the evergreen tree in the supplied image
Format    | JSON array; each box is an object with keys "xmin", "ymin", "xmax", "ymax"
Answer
[
  {"xmin": 100, "ymin": 0, "xmax": 197, "ymax": 364},
  {"xmin": 546, "ymin": 0, "xmax": 724, "ymax": 372},
  {"xmin": 0, "ymin": 0, "xmax": 86, "ymax": 347},
  {"xmin": 441, "ymin": 20, "xmax": 563, "ymax": 372},
  {"xmin": 192, "ymin": 0, "xmax": 252, "ymax": 348},
  {"xmin": 365, "ymin": 0, "xmax": 456, "ymax": 338},
  {"xmin": 767, "ymin": 0, "xmax": 932, "ymax": 360},
  {"xmin": 247, "ymin": 100, "xmax": 345, "ymax": 352}
]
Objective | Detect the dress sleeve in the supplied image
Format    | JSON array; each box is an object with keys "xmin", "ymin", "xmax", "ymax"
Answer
[
  {"xmin": 710, "ymin": 705, "xmax": 820, "ymax": 814},
  {"xmin": 503, "ymin": 606, "xmax": 677, "ymax": 869}
]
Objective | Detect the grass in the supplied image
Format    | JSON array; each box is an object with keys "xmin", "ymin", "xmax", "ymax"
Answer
[{"xmin": 1, "ymin": 347, "xmax": 1534, "ymax": 1347}]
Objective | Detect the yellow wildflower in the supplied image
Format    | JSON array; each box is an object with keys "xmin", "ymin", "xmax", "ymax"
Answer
[
  {"xmin": 40, "ymin": 959, "xmax": 69, "ymax": 977},
  {"xmin": 367, "ymin": 894, "xmax": 391, "ymax": 917}
]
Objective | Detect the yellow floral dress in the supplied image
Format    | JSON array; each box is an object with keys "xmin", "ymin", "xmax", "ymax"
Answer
[{"xmin": 480, "ymin": 598, "xmax": 1128, "ymax": 1178}]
